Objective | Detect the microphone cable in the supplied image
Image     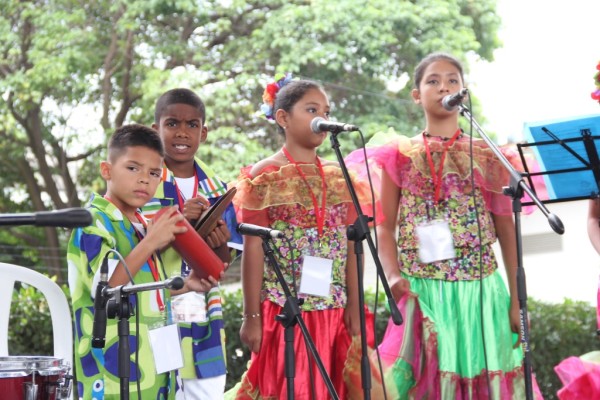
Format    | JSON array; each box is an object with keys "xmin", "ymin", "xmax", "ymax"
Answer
[
  {"xmin": 347, "ymin": 127, "xmax": 390, "ymax": 399},
  {"xmin": 462, "ymin": 97, "xmax": 494, "ymax": 397}
]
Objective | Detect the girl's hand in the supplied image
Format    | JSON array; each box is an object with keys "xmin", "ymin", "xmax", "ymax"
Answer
[
  {"xmin": 343, "ymin": 300, "xmax": 361, "ymax": 336},
  {"xmin": 183, "ymin": 196, "xmax": 209, "ymax": 221},
  {"xmin": 389, "ymin": 275, "xmax": 411, "ymax": 302},
  {"xmin": 509, "ymin": 299, "xmax": 524, "ymax": 349},
  {"xmin": 146, "ymin": 206, "xmax": 187, "ymax": 249},
  {"xmin": 240, "ymin": 316, "xmax": 262, "ymax": 354}
]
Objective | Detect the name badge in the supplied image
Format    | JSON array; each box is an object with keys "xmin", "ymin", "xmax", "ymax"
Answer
[
  {"xmin": 171, "ymin": 292, "xmax": 208, "ymax": 323},
  {"xmin": 415, "ymin": 219, "xmax": 455, "ymax": 263},
  {"xmin": 299, "ymin": 256, "xmax": 333, "ymax": 298},
  {"xmin": 148, "ymin": 324, "xmax": 184, "ymax": 374}
]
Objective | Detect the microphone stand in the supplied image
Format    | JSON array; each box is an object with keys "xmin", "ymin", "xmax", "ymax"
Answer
[
  {"xmin": 328, "ymin": 131, "xmax": 403, "ymax": 400},
  {"xmin": 102, "ymin": 277, "xmax": 184, "ymax": 400},
  {"xmin": 458, "ymin": 105, "xmax": 564, "ymax": 400},
  {"xmin": 260, "ymin": 238, "xmax": 339, "ymax": 400}
]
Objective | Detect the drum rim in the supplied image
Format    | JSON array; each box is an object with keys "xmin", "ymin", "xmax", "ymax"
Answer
[{"xmin": 0, "ymin": 356, "xmax": 65, "ymax": 377}]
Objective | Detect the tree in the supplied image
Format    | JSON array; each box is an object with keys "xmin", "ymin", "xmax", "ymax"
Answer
[{"xmin": 0, "ymin": 0, "xmax": 500, "ymax": 281}]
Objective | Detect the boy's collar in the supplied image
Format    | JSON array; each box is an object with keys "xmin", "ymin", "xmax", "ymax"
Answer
[{"xmin": 90, "ymin": 193, "xmax": 138, "ymax": 223}]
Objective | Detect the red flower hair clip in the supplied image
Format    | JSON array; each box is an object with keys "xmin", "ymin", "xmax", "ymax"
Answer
[{"xmin": 260, "ymin": 73, "xmax": 293, "ymax": 120}]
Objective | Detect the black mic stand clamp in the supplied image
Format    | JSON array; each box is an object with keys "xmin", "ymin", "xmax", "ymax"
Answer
[
  {"xmin": 99, "ymin": 276, "xmax": 184, "ymax": 400},
  {"xmin": 260, "ymin": 239, "xmax": 340, "ymax": 400},
  {"xmin": 106, "ymin": 289, "xmax": 134, "ymax": 400}
]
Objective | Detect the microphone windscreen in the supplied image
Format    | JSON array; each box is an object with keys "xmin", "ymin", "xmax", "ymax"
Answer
[
  {"xmin": 310, "ymin": 117, "xmax": 325, "ymax": 133},
  {"xmin": 154, "ymin": 208, "xmax": 224, "ymax": 280}
]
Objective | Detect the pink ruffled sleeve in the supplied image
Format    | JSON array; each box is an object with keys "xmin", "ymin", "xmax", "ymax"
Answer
[{"xmin": 345, "ymin": 135, "xmax": 410, "ymax": 192}]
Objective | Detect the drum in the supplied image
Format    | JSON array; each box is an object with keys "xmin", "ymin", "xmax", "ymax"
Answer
[{"xmin": 0, "ymin": 356, "xmax": 71, "ymax": 400}]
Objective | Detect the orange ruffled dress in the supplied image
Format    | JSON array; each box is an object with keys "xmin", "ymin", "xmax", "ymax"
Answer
[{"xmin": 228, "ymin": 162, "xmax": 376, "ymax": 400}]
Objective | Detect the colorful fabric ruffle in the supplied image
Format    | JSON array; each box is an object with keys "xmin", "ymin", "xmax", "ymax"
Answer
[
  {"xmin": 555, "ymin": 351, "xmax": 600, "ymax": 399},
  {"xmin": 234, "ymin": 163, "xmax": 376, "ymax": 219}
]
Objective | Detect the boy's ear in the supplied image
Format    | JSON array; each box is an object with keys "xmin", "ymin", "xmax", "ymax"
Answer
[
  {"xmin": 151, "ymin": 122, "xmax": 158, "ymax": 130},
  {"xmin": 100, "ymin": 161, "xmax": 111, "ymax": 180},
  {"xmin": 200, "ymin": 125, "xmax": 208, "ymax": 143},
  {"xmin": 411, "ymin": 88, "xmax": 421, "ymax": 104}
]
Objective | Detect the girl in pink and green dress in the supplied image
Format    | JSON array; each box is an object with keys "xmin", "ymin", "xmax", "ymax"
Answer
[{"xmin": 348, "ymin": 53, "xmax": 544, "ymax": 399}]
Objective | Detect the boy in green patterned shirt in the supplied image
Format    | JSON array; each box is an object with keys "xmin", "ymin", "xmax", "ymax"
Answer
[{"xmin": 68, "ymin": 124, "xmax": 216, "ymax": 399}]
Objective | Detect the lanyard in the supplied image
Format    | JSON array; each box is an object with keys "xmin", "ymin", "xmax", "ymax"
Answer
[
  {"xmin": 104, "ymin": 195, "xmax": 165, "ymax": 311},
  {"xmin": 281, "ymin": 146, "xmax": 327, "ymax": 237},
  {"xmin": 133, "ymin": 212, "xmax": 166, "ymax": 312},
  {"xmin": 422, "ymin": 129, "xmax": 462, "ymax": 204},
  {"xmin": 174, "ymin": 172, "xmax": 199, "ymax": 210}
]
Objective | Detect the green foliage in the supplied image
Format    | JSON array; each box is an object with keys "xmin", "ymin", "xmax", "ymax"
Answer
[
  {"xmin": 7, "ymin": 278, "xmax": 71, "ymax": 356},
  {"xmin": 221, "ymin": 288, "xmax": 250, "ymax": 390},
  {"xmin": 0, "ymin": 0, "xmax": 502, "ymax": 278}
]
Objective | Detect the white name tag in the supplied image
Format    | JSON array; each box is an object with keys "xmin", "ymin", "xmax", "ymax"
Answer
[
  {"xmin": 171, "ymin": 292, "xmax": 207, "ymax": 323},
  {"xmin": 415, "ymin": 219, "xmax": 455, "ymax": 263},
  {"xmin": 299, "ymin": 256, "xmax": 333, "ymax": 298},
  {"xmin": 148, "ymin": 324, "xmax": 184, "ymax": 374}
]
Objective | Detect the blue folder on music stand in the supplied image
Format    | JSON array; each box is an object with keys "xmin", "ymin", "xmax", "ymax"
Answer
[{"xmin": 521, "ymin": 114, "xmax": 600, "ymax": 203}]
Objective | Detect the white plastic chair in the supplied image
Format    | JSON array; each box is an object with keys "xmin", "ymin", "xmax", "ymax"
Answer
[{"xmin": 0, "ymin": 262, "xmax": 73, "ymax": 367}]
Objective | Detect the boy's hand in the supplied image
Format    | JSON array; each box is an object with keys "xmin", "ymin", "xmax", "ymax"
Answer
[
  {"xmin": 185, "ymin": 269, "xmax": 224, "ymax": 292},
  {"xmin": 183, "ymin": 196, "xmax": 209, "ymax": 221},
  {"xmin": 206, "ymin": 220, "xmax": 231, "ymax": 249},
  {"xmin": 146, "ymin": 206, "xmax": 187, "ymax": 249}
]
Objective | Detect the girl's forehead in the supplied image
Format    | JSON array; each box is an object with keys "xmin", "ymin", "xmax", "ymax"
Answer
[
  {"xmin": 297, "ymin": 88, "xmax": 330, "ymax": 106},
  {"xmin": 423, "ymin": 60, "xmax": 461, "ymax": 77}
]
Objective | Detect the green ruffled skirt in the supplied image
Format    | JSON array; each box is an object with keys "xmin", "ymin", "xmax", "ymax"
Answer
[{"xmin": 377, "ymin": 271, "xmax": 542, "ymax": 399}]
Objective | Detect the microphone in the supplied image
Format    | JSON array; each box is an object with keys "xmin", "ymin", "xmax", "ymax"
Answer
[
  {"xmin": 104, "ymin": 276, "xmax": 185, "ymax": 297},
  {"xmin": 442, "ymin": 88, "xmax": 469, "ymax": 111},
  {"xmin": 237, "ymin": 223, "xmax": 284, "ymax": 239},
  {"xmin": 310, "ymin": 117, "xmax": 359, "ymax": 134},
  {"xmin": 0, "ymin": 208, "xmax": 92, "ymax": 228},
  {"xmin": 91, "ymin": 254, "xmax": 110, "ymax": 349}
]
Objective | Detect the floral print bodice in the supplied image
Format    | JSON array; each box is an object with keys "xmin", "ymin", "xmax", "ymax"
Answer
[
  {"xmin": 233, "ymin": 162, "xmax": 375, "ymax": 310},
  {"xmin": 355, "ymin": 134, "xmax": 534, "ymax": 281}
]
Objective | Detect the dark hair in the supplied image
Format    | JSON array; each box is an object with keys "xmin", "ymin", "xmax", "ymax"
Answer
[
  {"xmin": 154, "ymin": 88, "xmax": 206, "ymax": 125},
  {"xmin": 108, "ymin": 124, "xmax": 164, "ymax": 162},
  {"xmin": 273, "ymin": 79, "xmax": 325, "ymax": 134},
  {"xmin": 413, "ymin": 52, "xmax": 465, "ymax": 89}
]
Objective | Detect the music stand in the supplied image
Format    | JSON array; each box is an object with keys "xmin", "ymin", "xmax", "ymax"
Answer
[{"xmin": 519, "ymin": 114, "xmax": 600, "ymax": 205}]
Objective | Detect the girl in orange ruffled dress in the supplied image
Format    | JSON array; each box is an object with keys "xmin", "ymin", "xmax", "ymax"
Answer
[{"xmin": 227, "ymin": 75, "xmax": 375, "ymax": 399}]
